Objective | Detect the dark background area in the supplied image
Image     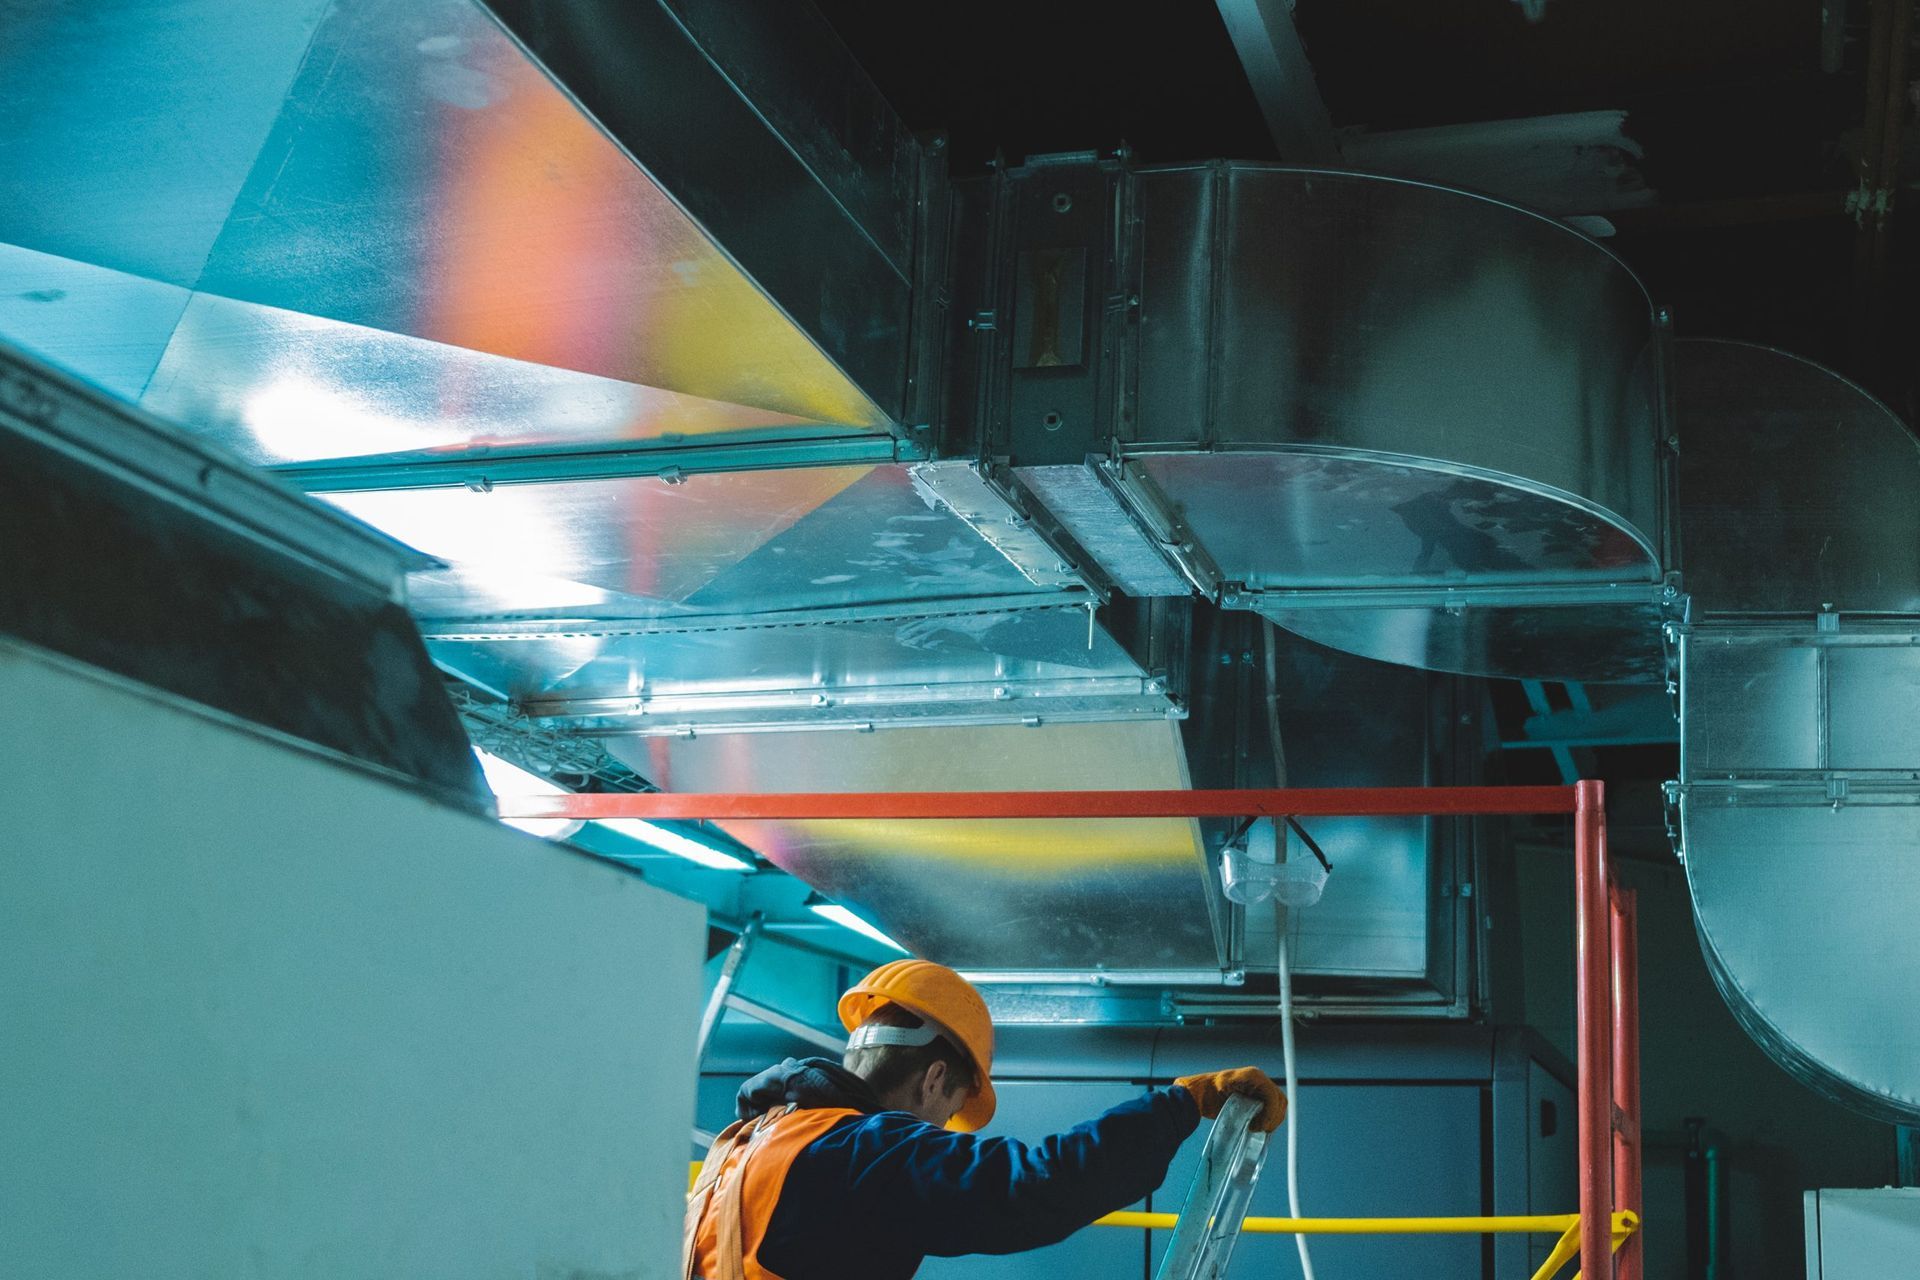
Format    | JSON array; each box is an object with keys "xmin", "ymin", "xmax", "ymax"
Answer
[{"xmin": 818, "ymin": 0, "xmax": 1916, "ymax": 420}]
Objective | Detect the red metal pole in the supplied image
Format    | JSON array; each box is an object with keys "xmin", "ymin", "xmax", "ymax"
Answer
[
  {"xmin": 495, "ymin": 784, "xmax": 1580, "ymax": 822},
  {"xmin": 1576, "ymin": 779, "xmax": 1615, "ymax": 1280},
  {"xmin": 1612, "ymin": 882, "xmax": 1643, "ymax": 1280}
]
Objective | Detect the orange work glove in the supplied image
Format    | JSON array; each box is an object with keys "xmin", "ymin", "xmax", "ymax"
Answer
[{"xmin": 1175, "ymin": 1066, "xmax": 1288, "ymax": 1132}]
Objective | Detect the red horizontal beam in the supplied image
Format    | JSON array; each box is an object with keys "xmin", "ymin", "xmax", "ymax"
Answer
[{"xmin": 494, "ymin": 785, "xmax": 1579, "ymax": 822}]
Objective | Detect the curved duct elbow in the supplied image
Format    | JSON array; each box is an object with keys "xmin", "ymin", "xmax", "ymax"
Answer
[
  {"xmin": 1673, "ymin": 339, "xmax": 1920, "ymax": 1122},
  {"xmin": 946, "ymin": 160, "xmax": 1670, "ymax": 683}
]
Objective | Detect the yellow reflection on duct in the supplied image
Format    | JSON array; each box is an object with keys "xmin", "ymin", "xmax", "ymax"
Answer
[{"xmin": 728, "ymin": 818, "xmax": 1204, "ymax": 878}]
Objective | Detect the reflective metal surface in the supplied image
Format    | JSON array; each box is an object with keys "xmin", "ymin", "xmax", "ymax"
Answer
[
  {"xmin": 331, "ymin": 464, "xmax": 1081, "ymax": 622},
  {"xmin": 1130, "ymin": 452, "xmax": 1657, "ymax": 589},
  {"xmin": 1258, "ymin": 600, "xmax": 1669, "ymax": 684},
  {"xmin": 962, "ymin": 163, "xmax": 1666, "ymax": 680},
  {"xmin": 327, "ymin": 467, "xmax": 873, "ymax": 619},
  {"xmin": 484, "ymin": 0, "xmax": 920, "ymax": 416},
  {"xmin": 1127, "ymin": 167, "xmax": 1660, "ymax": 521},
  {"xmin": 140, "ymin": 293, "xmax": 836, "ymax": 467},
  {"xmin": 372, "ymin": 461, "xmax": 1129, "ymax": 733},
  {"xmin": 0, "ymin": 0, "xmax": 889, "ymax": 469},
  {"xmin": 1671, "ymin": 341, "xmax": 1920, "ymax": 1121},
  {"xmin": 1133, "ymin": 167, "xmax": 1661, "ymax": 681},
  {"xmin": 1685, "ymin": 791, "xmax": 1920, "ymax": 1123},
  {"xmin": 907, "ymin": 462, "xmax": 1086, "ymax": 591},
  {"xmin": 1681, "ymin": 627, "xmax": 1920, "ymax": 781},
  {"xmin": 621, "ymin": 721, "xmax": 1220, "ymax": 970},
  {"xmin": 1675, "ymin": 340, "xmax": 1920, "ymax": 616},
  {"xmin": 1682, "ymin": 637, "xmax": 1822, "ymax": 773},
  {"xmin": 436, "ymin": 606, "xmax": 1169, "ymax": 735},
  {"xmin": 1127, "ymin": 446, "xmax": 1668, "ymax": 680}
]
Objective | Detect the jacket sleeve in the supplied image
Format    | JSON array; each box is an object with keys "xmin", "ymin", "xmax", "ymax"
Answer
[{"xmin": 834, "ymin": 1085, "xmax": 1201, "ymax": 1257}]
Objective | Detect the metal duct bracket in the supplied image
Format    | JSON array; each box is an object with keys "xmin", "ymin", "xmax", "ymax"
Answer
[
  {"xmin": 1014, "ymin": 460, "xmax": 1196, "ymax": 598},
  {"xmin": 906, "ymin": 460, "xmax": 1090, "ymax": 592}
]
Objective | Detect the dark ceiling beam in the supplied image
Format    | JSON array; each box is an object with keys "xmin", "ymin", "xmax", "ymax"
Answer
[
  {"xmin": 1213, "ymin": 0, "xmax": 1341, "ymax": 164},
  {"xmin": 1849, "ymin": 0, "xmax": 1910, "ymax": 371}
]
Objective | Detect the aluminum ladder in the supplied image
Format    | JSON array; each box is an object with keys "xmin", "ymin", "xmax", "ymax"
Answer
[
  {"xmin": 1153, "ymin": 1092, "xmax": 1272, "ymax": 1280},
  {"xmin": 692, "ymin": 914, "xmax": 849, "ymax": 1147}
]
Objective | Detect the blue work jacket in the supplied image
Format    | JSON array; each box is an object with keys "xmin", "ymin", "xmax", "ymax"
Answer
[{"xmin": 735, "ymin": 1057, "xmax": 1199, "ymax": 1278}]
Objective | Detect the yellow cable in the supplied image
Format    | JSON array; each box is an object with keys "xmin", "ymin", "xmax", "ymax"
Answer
[
  {"xmin": 1089, "ymin": 1210, "xmax": 1640, "ymax": 1238},
  {"xmin": 688, "ymin": 1158, "xmax": 1644, "ymax": 1251}
]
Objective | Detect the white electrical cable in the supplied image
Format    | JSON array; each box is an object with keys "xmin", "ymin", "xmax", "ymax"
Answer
[
  {"xmin": 1263, "ymin": 619, "xmax": 1317, "ymax": 1280},
  {"xmin": 1278, "ymin": 910, "xmax": 1317, "ymax": 1280}
]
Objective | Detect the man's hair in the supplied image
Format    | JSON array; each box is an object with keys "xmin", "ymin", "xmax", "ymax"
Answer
[{"xmin": 843, "ymin": 1003, "xmax": 976, "ymax": 1100}]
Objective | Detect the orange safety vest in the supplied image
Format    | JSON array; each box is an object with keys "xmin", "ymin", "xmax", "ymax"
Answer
[{"xmin": 684, "ymin": 1104, "xmax": 863, "ymax": 1280}]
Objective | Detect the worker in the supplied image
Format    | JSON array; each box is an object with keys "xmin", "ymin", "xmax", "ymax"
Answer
[{"xmin": 685, "ymin": 958, "xmax": 1287, "ymax": 1279}]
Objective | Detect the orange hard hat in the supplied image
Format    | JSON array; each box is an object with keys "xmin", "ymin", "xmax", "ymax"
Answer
[{"xmin": 838, "ymin": 959, "xmax": 997, "ymax": 1131}]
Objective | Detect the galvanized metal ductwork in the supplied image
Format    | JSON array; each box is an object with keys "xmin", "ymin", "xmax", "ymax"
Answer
[
  {"xmin": 938, "ymin": 156, "xmax": 1674, "ymax": 684},
  {"xmin": 0, "ymin": 0, "xmax": 1171, "ymax": 736},
  {"xmin": 1671, "ymin": 339, "xmax": 1920, "ymax": 1123},
  {"xmin": 6, "ymin": 0, "xmax": 1918, "ymax": 1101},
  {"xmin": 0, "ymin": 0, "xmax": 1198, "ymax": 968}
]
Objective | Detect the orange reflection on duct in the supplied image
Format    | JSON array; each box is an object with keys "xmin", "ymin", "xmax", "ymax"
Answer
[{"xmin": 422, "ymin": 31, "xmax": 888, "ymax": 431}]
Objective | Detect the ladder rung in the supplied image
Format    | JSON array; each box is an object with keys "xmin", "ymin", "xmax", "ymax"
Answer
[{"xmin": 725, "ymin": 994, "xmax": 849, "ymax": 1053}]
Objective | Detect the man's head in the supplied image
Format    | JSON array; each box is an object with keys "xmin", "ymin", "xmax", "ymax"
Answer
[
  {"xmin": 836, "ymin": 959, "xmax": 997, "ymax": 1130},
  {"xmin": 842, "ymin": 1004, "xmax": 975, "ymax": 1127}
]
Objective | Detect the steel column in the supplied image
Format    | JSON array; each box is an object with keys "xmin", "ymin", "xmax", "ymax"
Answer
[
  {"xmin": 1576, "ymin": 779, "xmax": 1615, "ymax": 1280},
  {"xmin": 1612, "ymin": 884, "xmax": 1644, "ymax": 1280},
  {"xmin": 495, "ymin": 784, "xmax": 1579, "ymax": 821}
]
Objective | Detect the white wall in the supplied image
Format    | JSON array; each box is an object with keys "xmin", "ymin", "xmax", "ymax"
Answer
[{"xmin": 0, "ymin": 639, "xmax": 704, "ymax": 1279}]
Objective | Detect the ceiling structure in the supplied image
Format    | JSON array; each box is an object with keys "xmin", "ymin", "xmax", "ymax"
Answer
[
  {"xmin": 802, "ymin": 0, "xmax": 1915, "ymax": 826},
  {"xmin": 3, "ymin": 0, "xmax": 1916, "ymax": 1059},
  {"xmin": 815, "ymin": 0, "xmax": 1917, "ymax": 421}
]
